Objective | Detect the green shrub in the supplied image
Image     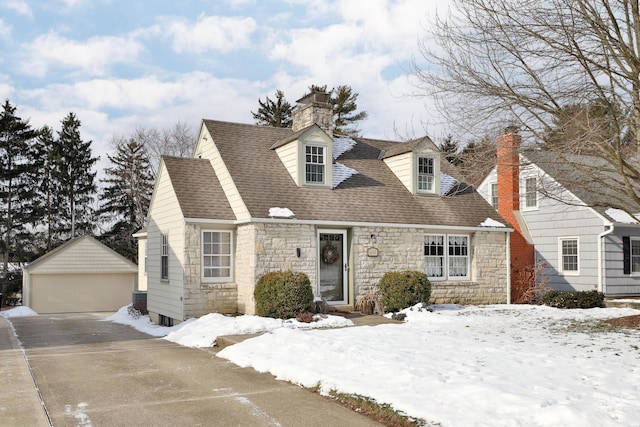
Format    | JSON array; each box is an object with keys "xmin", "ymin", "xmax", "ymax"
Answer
[
  {"xmin": 379, "ymin": 270, "xmax": 431, "ymax": 313},
  {"xmin": 254, "ymin": 271, "xmax": 314, "ymax": 319},
  {"xmin": 542, "ymin": 290, "xmax": 605, "ymax": 309}
]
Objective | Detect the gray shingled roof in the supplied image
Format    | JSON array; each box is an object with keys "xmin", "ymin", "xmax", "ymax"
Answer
[
  {"xmin": 162, "ymin": 156, "xmax": 235, "ymax": 220},
  {"xmin": 522, "ymin": 149, "xmax": 640, "ymax": 222},
  {"xmin": 188, "ymin": 120, "xmax": 506, "ymax": 228}
]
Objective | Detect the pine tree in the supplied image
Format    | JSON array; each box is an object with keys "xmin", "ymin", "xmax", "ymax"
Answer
[
  {"xmin": 0, "ymin": 100, "xmax": 40, "ymax": 293},
  {"xmin": 251, "ymin": 90, "xmax": 293, "ymax": 128},
  {"xmin": 439, "ymin": 135, "xmax": 462, "ymax": 166},
  {"xmin": 34, "ymin": 125, "xmax": 62, "ymax": 252},
  {"xmin": 55, "ymin": 113, "xmax": 98, "ymax": 239},
  {"xmin": 330, "ymin": 85, "xmax": 368, "ymax": 136},
  {"xmin": 98, "ymin": 138, "xmax": 154, "ymax": 260}
]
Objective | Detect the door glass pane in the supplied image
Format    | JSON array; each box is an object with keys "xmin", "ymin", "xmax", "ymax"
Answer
[{"xmin": 319, "ymin": 233, "xmax": 344, "ymax": 301}]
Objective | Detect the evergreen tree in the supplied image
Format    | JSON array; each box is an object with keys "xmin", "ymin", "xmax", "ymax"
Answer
[
  {"xmin": 34, "ymin": 125, "xmax": 67, "ymax": 252},
  {"xmin": 330, "ymin": 85, "xmax": 368, "ymax": 136},
  {"xmin": 98, "ymin": 138, "xmax": 154, "ymax": 260},
  {"xmin": 251, "ymin": 90, "xmax": 293, "ymax": 128},
  {"xmin": 0, "ymin": 100, "xmax": 40, "ymax": 293},
  {"xmin": 55, "ymin": 113, "xmax": 98, "ymax": 239},
  {"xmin": 439, "ymin": 135, "xmax": 462, "ymax": 166}
]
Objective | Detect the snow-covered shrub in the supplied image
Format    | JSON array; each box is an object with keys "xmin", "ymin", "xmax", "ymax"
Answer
[
  {"xmin": 379, "ymin": 270, "xmax": 431, "ymax": 313},
  {"xmin": 254, "ymin": 271, "xmax": 314, "ymax": 319},
  {"xmin": 542, "ymin": 290, "xmax": 605, "ymax": 309}
]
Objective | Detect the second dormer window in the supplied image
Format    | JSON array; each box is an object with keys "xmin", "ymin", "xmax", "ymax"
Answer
[
  {"xmin": 305, "ymin": 145, "xmax": 325, "ymax": 184},
  {"xmin": 417, "ymin": 157, "xmax": 435, "ymax": 192}
]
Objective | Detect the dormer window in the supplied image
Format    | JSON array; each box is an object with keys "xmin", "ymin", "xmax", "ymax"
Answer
[
  {"xmin": 305, "ymin": 145, "xmax": 325, "ymax": 184},
  {"xmin": 417, "ymin": 157, "xmax": 435, "ymax": 193}
]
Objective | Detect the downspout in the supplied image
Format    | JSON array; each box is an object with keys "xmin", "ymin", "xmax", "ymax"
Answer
[
  {"xmin": 597, "ymin": 224, "xmax": 614, "ymax": 294},
  {"xmin": 506, "ymin": 231, "xmax": 511, "ymax": 304}
]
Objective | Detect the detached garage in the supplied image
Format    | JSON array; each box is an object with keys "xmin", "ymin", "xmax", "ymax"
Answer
[{"xmin": 22, "ymin": 235, "xmax": 138, "ymax": 314}]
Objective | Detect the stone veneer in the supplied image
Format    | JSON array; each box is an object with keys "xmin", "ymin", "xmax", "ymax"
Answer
[
  {"xmin": 183, "ymin": 222, "xmax": 508, "ymax": 318},
  {"xmin": 183, "ymin": 224, "xmax": 238, "ymax": 318}
]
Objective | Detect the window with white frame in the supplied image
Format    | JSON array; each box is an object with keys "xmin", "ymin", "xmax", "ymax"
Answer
[
  {"xmin": 490, "ymin": 182, "xmax": 498, "ymax": 209},
  {"xmin": 305, "ymin": 145, "xmax": 325, "ymax": 184},
  {"xmin": 524, "ymin": 177, "xmax": 537, "ymax": 208},
  {"xmin": 560, "ymin": 238, "xmax": 579, "ymax": 273},
  {"xmin": 417, "ymin": 157, "xmax": 435, "ymax": 192},
  {"xmin": 424, "ymin": 234, "xmax": 470, "ymax": 279},
  {"xmin": 202, "ymin": 231, "xmax": 233, "ymax": 281},
  {"xmin": 161, "ymin": 233, "xmax": 169, "ymax": 280},
  {"xmin": 631, "ymin": 238, "xmax": 640, "ymax": 273}
]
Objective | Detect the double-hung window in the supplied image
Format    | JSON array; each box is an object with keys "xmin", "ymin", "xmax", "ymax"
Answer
[
  {"xmin": 305, "ymin": 145, "xmax": 325, "ymax": 184},
  {"xmin": 490, "ymin": 182, "xmax": 498, "ymax": 209},
  {"xmin": 424, "ymin": 234, "xmax": 470, "ymax": 280},
  {"xmin": 524, "ymin": 177, "xmax": 537, "ymax": 208},
  {"xmin": 559, "ymin": 238, "xmax": 579, "ymax": 274},
  {"xmin": 624, "ymin": 236, "xmax": 640, "ymax": 274},
  {"xmin": 417, "ymin": 157, "xmax": 435, "ymax": 193},
  {"xmin": 161, "ymin": 233, "xmax": 169, "ymax": 280},
  {"xmin": 202, "ymin": 231, "xmax": 233, "ymax": 281}
]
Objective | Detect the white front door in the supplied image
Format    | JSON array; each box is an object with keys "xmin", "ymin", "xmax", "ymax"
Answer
[{"xmin": 318, "ymin": 229, "xmax": 348, "ymax": 305}]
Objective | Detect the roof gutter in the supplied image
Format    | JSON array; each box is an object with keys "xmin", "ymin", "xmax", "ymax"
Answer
[{"xmin": 597, "ymin": 224, "xmax": 615, "ymax": 293}]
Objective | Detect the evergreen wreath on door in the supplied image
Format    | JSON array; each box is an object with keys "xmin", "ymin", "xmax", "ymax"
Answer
[{"xmin": 322, "ymin": 241, "xmax": 340, "ymax": 264}]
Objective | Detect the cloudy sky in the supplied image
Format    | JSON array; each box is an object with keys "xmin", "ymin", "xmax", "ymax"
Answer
[{"xmin": 0, "ymin": 0, "xmax": 451, "ymax": 169}]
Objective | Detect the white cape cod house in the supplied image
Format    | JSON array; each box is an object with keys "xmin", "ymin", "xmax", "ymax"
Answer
[{"xmin": 144, "ymin": 92, "xmax": 511, "ymax": 325}]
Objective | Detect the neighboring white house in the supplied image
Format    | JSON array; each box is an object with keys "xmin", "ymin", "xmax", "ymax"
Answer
[
  {"xmin": 143, "ymin": 92, "xmax": 512, "ymax": 326},
  {"xmin": 22, "ymin": 235, "xmax": 139, "ymax": 313},
  {"xmin": 478, "ymin": 129, "xmax": 640, "ymax": 296}
]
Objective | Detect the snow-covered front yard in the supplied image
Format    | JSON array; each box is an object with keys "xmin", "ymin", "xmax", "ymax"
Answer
[{"xmin": 5, "ymin": 303, "xmax": 639, "ymax": 426}]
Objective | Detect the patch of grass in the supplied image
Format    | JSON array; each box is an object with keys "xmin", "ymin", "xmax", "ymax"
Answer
[{"xmin": 322, "ymin": 389, "xmax": 437, "ymax": 427}]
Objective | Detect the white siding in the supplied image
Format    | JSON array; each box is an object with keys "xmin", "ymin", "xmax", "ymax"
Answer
[
  {"xmin": 27, "ymin": 237, "xmax": 137, "ymax": 274},
  {"xmin": 137, "ymin": 237, "xmax": 147, "ymax": 291},
  {"xmin": 275, "ymin": 142, "xmax": 299, "ymax": 185},
  {"xmin": 193, "ymin": 126, "xmax": 216, "ymax": 160},
  {"xmin": 147, "ymin": 163, "xmax": 186, "ymax": 321},
  {"xmin": 384, "ymin": 151, "xmax": 413, "ymax": 193}
]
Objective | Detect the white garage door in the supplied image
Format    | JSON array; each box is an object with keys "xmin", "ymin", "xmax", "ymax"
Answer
[{"xmin": 30, "ymin": 273, "xmax": 135, "ymax": 313}]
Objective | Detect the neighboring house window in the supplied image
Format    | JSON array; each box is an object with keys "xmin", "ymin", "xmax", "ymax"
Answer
[
  {"xmin": 623, "ymin": 236, "xmax": 640, "ymax": 274},
  {"xmin": 424, "ymin": 234, "xmax": 470, "ymax": 279},
  {"xmin": 490, "ymin": 182, "xmax": 498, "ymax": 209},
  {"xmin": 305, "ymin": 145, "xmax": 325, "ymax": 184},
  {"xmin": 161, "ymin": 233, "xmax": 169, "ymax": 280},
  {"xmin": 559, "ymin": 238, "xmax": 579, "ymax": 274},
  {"xmin": 524, "ymin": 177, "xmax": 537, "ymax": 208},
  {"xmin": 417, "ymin": 157, "xmax": 435, "ymax": 192},
  {"xmin": 202, "ymin": 231, "xmax": 233, "ymax": 281}
]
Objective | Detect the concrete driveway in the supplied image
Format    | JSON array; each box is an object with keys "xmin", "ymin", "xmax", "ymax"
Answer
[{"xmin": 3, "ymin": 313, "xmax": 381, "ymax": 427}]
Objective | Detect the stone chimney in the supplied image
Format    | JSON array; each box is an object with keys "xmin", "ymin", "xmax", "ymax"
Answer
[
  {"xmin": 292, "ymin": 92, "xmax": 333, "ymax": 136},
  {"xmin": 495, "ymin": 126, "xmax": 535, "ymax": 303}
]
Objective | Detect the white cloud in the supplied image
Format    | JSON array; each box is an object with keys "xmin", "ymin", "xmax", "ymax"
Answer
[
  {"xmin": 0, "ymin": 18, "xmax": 10, "ymax": 41},
  {"xmin": 20, "ymin": 32, "xmax": 143, "ymax": 77},
  {"xmin": 2, "ymin": 0, "xmax": 32, "ymax": 17},
  {"xmin": 163, "ymin": 14, "xmax": 258, "ymax": 54}
]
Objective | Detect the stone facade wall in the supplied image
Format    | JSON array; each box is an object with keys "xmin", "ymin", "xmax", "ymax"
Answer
[
  {"xmin": 235, "ymin": 223, "xmax": 317, "ymax": 314},
  {"xmin": 182, "ymin": 224, "xmax": 237, "ymax": 318},
  {"xmin": 183, "ymin": 222, "xmax": 508, "ymax": 318},
  {"xmin": 353, "ymin": 227, "xmax": 508, "ymax": 305}
]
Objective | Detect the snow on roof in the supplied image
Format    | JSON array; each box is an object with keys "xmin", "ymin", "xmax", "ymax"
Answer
[
  {"xmin": 333, "ymin": 162, "xmax": 358, "ymax": 188},
  {"xmin": 605, "ymin": 208, "xmax": 640, "ymax": 224},
  {"xmin": 333, "ymin": 135, "xmax": 357, "ymax": 159},
  {"xmin": 440, "ymin": 173, "xmax": 458, "ymax": 196},
  {"xmin": 479, "ymin": 217, "xmax": 506, "ymax": 228},
  {"xmin": 269, "ymin": 207, "xmax": 295, "ymax": 218}
]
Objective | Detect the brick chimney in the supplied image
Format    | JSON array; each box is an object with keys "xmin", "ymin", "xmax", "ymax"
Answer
[
  {"xmin": 495, "ymin": 126, "xmax": 535, "ymax": 303},
  {"xmin": 292, "ymin": 92, "xmax": 333, "ymax": 136},
  {"xmin": 496, "ymin": 126, "xmax": 522, "ymax": 219}
]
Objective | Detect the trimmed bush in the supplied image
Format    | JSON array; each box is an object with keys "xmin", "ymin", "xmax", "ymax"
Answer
[
  {"xmin": 379, "ymin": 270, "xmax": 431, "ymax": 313},
  {"xmin": 542, "ymin": 290, "xmax": 605, "ymax": 309},
  {"xmin": 254, "ymin": 271, "xmax": 314, "ymax": 319}
]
